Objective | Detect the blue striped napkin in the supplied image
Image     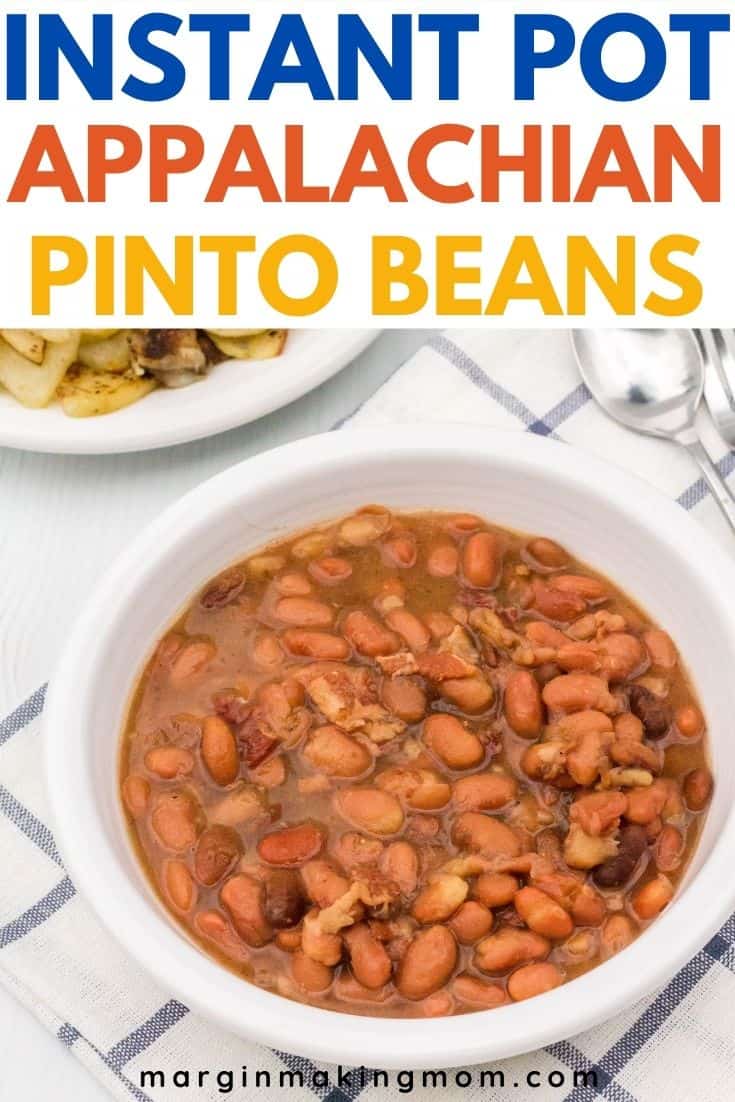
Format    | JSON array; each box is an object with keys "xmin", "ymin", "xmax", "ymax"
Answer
[{"xmin": 2, "ymin": 330, "xmax": 734, "ymax": 1102}]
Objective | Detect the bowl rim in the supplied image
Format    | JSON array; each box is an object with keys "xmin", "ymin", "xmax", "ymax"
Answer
[{"xmin": 44, "ymin": 426, "xmax": 735, "ymax": 1069}]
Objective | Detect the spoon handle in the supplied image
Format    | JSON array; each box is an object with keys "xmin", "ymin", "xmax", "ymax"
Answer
[{"xmin": 681, "ymin": 437, "xmax": 735, "ymax": 531}]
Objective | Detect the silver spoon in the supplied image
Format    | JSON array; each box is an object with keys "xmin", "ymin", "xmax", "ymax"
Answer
[{"xmin": 571, "ymin": 329, "xmax": 735, "ymax": 531}]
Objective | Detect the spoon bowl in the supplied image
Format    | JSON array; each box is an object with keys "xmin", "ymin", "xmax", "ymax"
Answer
[
  {"xmin": 571, "ymin": 329, "xmax": 704, "ymax": 441},
  {"xmin": 571, "ymin": 328, "xmax": 735, "ymax": 532}
]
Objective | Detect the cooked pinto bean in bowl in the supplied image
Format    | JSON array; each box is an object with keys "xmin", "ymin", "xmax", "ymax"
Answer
[{"xmin": 119, "ymin": 506, "xmax": 712, "ymax": 1018}]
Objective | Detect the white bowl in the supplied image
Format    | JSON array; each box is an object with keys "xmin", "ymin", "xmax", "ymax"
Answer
[{"xmin": 45, "ymin": 426, "xmax": 735, "ymax": 1069}]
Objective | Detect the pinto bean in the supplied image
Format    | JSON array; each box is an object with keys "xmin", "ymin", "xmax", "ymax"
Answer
[
  {"xmin": 382, "ymin": 536, "xmax": 417, "ymax": 569},
  {"xmin": 453, "ymin": 772, "xmax": 518, "ymax": 812},
  {"xmin": 628, "ymin": 685, "xmax": 670, "ymax": 739},
  {"xmin": 276, "ymin": 928, "xmax": 303, "ymax": 952},
  {"xmin": 380, "ymin": 841, "xmax": 419, "ymax": 895},
  {"xmin": 526, "ymin": 538, "xmax": 569, "ymax": 569},
  {"xmin": 251, "ymin": 754, "xmax": 286, "ymax": 788},
  {"xmin": 339, "ymin": 510, "xmax": 391, "ymax": 547},
  {"xmin": 446, "ymin": 513, "xmax": 483, "ymax": 536},
  {"xmin": 195, "ymin": 910, "xmax": 248, "ymax": 960},
  {"xmin": 381, "ymin": 677, "xmax": 427, "ymax": 723},
  {"xmin": 275, "ymin": 597, "xmax": 334, "ymax": 627},
  {"xmin": 452, "ymin": 974, "xmax": 506, "ymax": 1008},
  {"xmin": 163, "ymin": 860, "xmax": 197, "ymax": 912},
  {"xmin": 309, "ymin": 556, "xmax": 353, "ymax": 585},
  {"xmin": 423, "ymin": 714, "xmax": 484, "ymax": 771},
  {"xmin": 440, "ymin": 675, "xmax": 494, "ymax": 714},
  {"xmin": 570, "ymin": 791, "xmax": 627, "ymax": 836},
  {"xmin": 683, "ymin": 768, "xmax": 713, "ymax": 812},
  {"xmin": 151, "ymin": 790, "xmax": 200, "ymax": 852},
  {"xmin": 208, "ymin": 783, "xmax": 265, "ymax": 827},
  {"xmin": 675, "ymin": 704, "xmax": 704, "ymax": 739},
  {"xmin": 614, "ymin": 712, "xmax": 644, "ymax": 741},
  {"xmin": 654, "ymin": 825, "xmax": 684, "ymax": 872},
  {"xmin": 556, "ymin": 642, "xmax": 600, "ymax": 673},
  {"xmin": 599, "ymin": 634, "xmax": 645, "ymax": 682},
  {"xmin": 426, "ymin": 542, "xmax": 459, "ymax": 577},
  {"xmin": 263, "ymin": 869, "xmax": 307, "ymax": 928},
  {"xmin": 626, "ymin": 782, "xmax": 668, "ymax": 825},
  {"xmin": 412, "ymin": 874, "xmax": 468, "ymax": 923},
  {"xmin": 220, "ymin": 874, "xmax": 272, "ymax": 947},
  {"xmin": 300, "ymin": 860, "xmax": 351, "ymax": 908},
  {"xmin": 452, "ymin": 812, "xmax": 522, "ymax": 859},
  {"xmin": 251, "ymin": 631, "xmax": 284, "ymax": 670},
  {"xmin": 385, "ymin": 608, "xmax": 431, "ymax": 652},
  {"xmin": 542, "ymin": 674, "xmax": 616, "ymax": 714},
  {"xmin": 201, "ymin": 715, "xmax": 240, "ymax": 786},
  {"xmin": 282, "ymin": 630, "xmax": 350, "ymax": 661},
  {"xmin": 290, "ymin": 531, "xmax": 333, "ymax": 560},
  {"xmin": 508, "ymin": 961, "xmax": 563, "ymax": 1001},
  {"xmin": 463, "ymin": 532, "xmax": 501, "ymax": 588},
  {"xmin": 333, "ymin": 831, "xmax": 384, "ymax": 870},
  {"xmin": 631, "ymin": 875, "xmax": 674, "ymax": 920},
  {"xmin": 122, "ymin": 774, "xmax": 150, "ymax": 817},
  {"xmin": 343, "ymin": 610, "xmax": 400, "ymax": 657},
  {"xmin": 449, "ymin": 901, "xmax": 494, "ymax": 944},
  {"xmin": 549, "ymin": 574, "xmax": 607, "ymax": 601},
  {"xmin": 335, "ymin": 788, "xmax": 405, "ymax": 835},
  {"xmin": 504, "ymin": 670, "xmax": 544, "ymax": 736},
  {"xmin": 144, "ymin": 746, "xmax": 195, "ymax": 779},
  {"xmin": 303, "ymin": 726, "xmax": 373, "ymax": 778},
  {"xmin": 302, "ymin": 910, "xmax": 343, "ymax": 965},
  {"xmin": 571, "ymin": 884, "xmax": 607, "ymax": 927},
  {"xmin": 424, "ymin": 611, "xmax": 458, "ymax": 640},
  {"xmin": 276, "ymin": 572, "xmax": 313, "ymax": 597},
  {"xmin": 525, "ymin": 621, "xmax": 569, "ymax": 648},
  {"xmin": 601, "ymin": 914, "xmax": 635, "ymax": 956},
  {"xmin": 344, "ymin": 923, "xmax": 392, "ymax": 989},
  {"xmin": 291, "ymin": 951, "xmax": 333, "ymax": 993},
  {"xmin": 474, "ymin": 927, "xmax": 550, "ymax": 974},
  {"xmin": 194, "ymin": 825, "xmax": 242, "ymax": 886},
  {"xmin": 169, "ymin": 640, "xmax": 216, "ymax": 684},
  {"xmin": 396, "ymin": 926, "xmax": 458, "ymax": 1000},
  {"xmin": 376, "ymin": 766, "xmax": 451, "ymax": 811},
  {"xmin": 531, "ymin": 579, "xmax": 586, "ymax": 622},
  {"xmin": 472, "ymin": 872, "xmax": 519, "ymax": 909},
  {"xmin": 593, "ymin": 824, "xmax": 648, "ymax": 889},
  {"xmin": 643, "ymin": 629, "xmax": 678, "ymax": 671},
  {"xmin": 514, "ymin": 887, "xmax": 574, "ymax": 940},
  {"xmin": 257, "ymin": 822, "xmax": 325, "ymax": 866}
]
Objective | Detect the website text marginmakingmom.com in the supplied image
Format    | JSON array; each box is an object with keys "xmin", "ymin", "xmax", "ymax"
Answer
[{"xmin": 138, "ymin": 1064, "xmax": 599, "ymax": 1094}]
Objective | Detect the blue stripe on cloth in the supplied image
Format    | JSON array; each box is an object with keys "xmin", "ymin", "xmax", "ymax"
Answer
[
  {"xmin": 0, "ymin": 875, "xmax": 75, "ymax": 948},
  {"xmin": 677, "ymin": 451, "xmax": 735, "ymax": 510},
  {"xmin": 429, "ymin": 333, "xmax": 540, "ymax": 428},
  {"xmin": 0, "ymin": 683, "xmax": 46, "ymax": 746},
  {"xmin": 58, "ymin": 1023, "xmax": 81, "ymax": 1047},
  {"xmin": 0, "ymin": 784, "xmax": 64, "ymax": 867},
  {"xmin": 106, "ymin": 999, "xmax": 190, "ymax": 1072}
]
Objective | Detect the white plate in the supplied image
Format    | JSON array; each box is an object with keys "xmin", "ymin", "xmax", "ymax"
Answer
[{"xmin": 0, "ymin": 329, "xmax": 379, "ymax": 454}]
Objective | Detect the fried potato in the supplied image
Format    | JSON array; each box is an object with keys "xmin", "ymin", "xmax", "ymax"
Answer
[
  {"xmin": 208, "ymin": 329, "xmax": 287, "ymax": 360},
  {"xmin": 80, "ymin": 328, "xmax": 121, "ymax": 344},
  {"xmin": 0, "ymin": 333, "xmax": 80, "ymax": 408},
  {"xmin": 57, "ymin": 368, "xmax": 156, "ymax": 417},
  {"xmin": 0, "ymin": 329, "xmax": 46, "ymax": 364},
  {"xmin": 77, "ymin": 330, "xmax": 132, "ymax": 373}
]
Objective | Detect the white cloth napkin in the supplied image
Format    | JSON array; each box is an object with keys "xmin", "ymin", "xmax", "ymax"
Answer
[{"xmin": 2, "ymin": 330, "xmax": 734, "ymax": 1102}]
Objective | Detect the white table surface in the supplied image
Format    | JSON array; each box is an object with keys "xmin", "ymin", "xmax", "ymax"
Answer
[{"xmin": 0, "ymin": 328, "xmax": 432, "ymax": 1102}]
